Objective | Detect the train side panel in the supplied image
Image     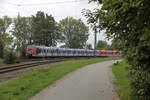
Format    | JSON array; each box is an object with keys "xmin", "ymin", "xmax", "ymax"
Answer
[{"xmin": 26, "ymin": 45, "xmax": 122, "ymax": 58}]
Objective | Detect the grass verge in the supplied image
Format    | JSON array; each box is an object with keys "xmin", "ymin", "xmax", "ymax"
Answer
[
  {"xmin": 0, "ymin": 57, "xmax": 120, "ymax": 100},
  {"xmin": 112, "ymin": 61, "xmax": 131, "ymax": 100}
]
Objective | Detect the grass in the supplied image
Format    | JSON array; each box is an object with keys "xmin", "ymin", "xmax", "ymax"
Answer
[
  {"xmin": 0, "ymin": 57, "xmax": 120, "ymax": 100},
  {"xmin": 112, "ymin": 61, "xmax": 131, "ymax": 100}
]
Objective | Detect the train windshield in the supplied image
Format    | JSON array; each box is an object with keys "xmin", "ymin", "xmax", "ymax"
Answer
[
  {"xmin": 27, "ymin": 46, "xmax": 34, "ymax": 53},
  {"xmin": 28, "ymin": 48, "xmax": 33, "ymax": 52}
]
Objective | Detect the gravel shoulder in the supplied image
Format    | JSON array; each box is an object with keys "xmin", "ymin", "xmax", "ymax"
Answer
[{"xmin": 29, "ymin": 61, "xmax": 120, "ymax": 100}]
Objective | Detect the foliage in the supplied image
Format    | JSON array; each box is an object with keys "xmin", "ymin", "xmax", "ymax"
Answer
[
  {"xmin": 86, "ymin": 43, "xmax": 93, "ymax": 49},
  {"xmin": 0, "ymin": 57, "xmax": 120, "ymax": 100},
  {"xmin": 0, "ymin": 16, "xmax": 12, "ymax": 58},
  {"xmin": 96, "ymin": 40, "xmax": 110, "ymax": 50},
  {"xmin": 0, "ymin": 43, "xmax": 4, "ymax": 58},
  {"xmin": 59, "ymin": 17, "xmax": 89, "ymax": 48},
  {"xmin": 3, "ymin": 49, "xmax": 17, "ymax": 64},
  {"xmin": 12, "ymin": 14, "xmax": 32, "ymax": 57},
  {"xmin": 112, "ymin": 61, "xmax": 131, "ymax": 100},
  {"xmin": 85, "ymin": 0, "xmax": 150, "ymax": 99},
  {"xmin": 111, "ymin": 39, "xmax": 122, "ymax": 50},
  {"xmin": 32, "ymin": 11, "xmax": 60, "ymax": 46}
]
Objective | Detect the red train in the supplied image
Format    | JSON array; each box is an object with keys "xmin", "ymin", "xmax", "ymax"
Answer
[{"xmin": 26, "ymin": 45, "xmax": 122, "ymax": 57}]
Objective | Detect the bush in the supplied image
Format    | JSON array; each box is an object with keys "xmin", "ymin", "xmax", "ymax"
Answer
[{"xmin": 4, "ymin": 50, "xmax": 17, "ymax": 64}]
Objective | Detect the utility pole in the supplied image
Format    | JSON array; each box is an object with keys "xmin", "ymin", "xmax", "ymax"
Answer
[{"xmin": 94, "ymin": 26, "xmax": 97, "ymax": 57}]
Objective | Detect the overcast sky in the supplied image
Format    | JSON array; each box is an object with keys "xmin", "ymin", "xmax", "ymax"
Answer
[{"xmin": 0, "ymin": 0, "xmax": 109, "ymax": 47}]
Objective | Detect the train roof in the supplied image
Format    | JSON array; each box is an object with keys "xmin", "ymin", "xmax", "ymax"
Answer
[{"xmin": 28, "ymin": 45, "xmax": 94, "ymax": 51}]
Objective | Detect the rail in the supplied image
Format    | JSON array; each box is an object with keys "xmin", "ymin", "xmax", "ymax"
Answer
[{"xmin": 0, "ymin": 59, "xmax": 66, "ymax": 74}]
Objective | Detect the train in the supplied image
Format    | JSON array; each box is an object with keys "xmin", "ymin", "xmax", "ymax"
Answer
[{"xmin": 25, "ymin": 45, "xmax": 122, "ymax": 57}]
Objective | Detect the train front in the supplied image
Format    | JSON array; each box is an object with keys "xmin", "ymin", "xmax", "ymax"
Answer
[{"xmin": 25, "ymin": 45, "xmax": 36, "ymax": 57}]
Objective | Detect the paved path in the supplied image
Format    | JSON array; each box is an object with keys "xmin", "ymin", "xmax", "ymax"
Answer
[{"xmin": 29, "ymin": 61, "xmax": 119, "ymax": 100}]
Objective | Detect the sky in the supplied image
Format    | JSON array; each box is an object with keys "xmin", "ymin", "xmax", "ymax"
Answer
[{"xmin": 0, "ymin": 0, "xmax": 109, "ymax": 47}]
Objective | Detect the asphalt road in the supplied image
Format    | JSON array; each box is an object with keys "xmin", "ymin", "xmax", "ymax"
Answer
[{"xmin": 29, "ymin": 61, "xmax": 120, "ymax": 100}]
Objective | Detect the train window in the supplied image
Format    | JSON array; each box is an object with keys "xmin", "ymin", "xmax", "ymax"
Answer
[
  {"xmin": 36, "ymin": 48, "xmax": 39, "ymax": 54},
  {"xmin": 74, "ymin": 50, "xmax": 76, "ymax": 54},
  {"xmin": 39, "ymin": 48, "xmax": 41, "ymax": 53},
  {"xmin": 56, "ymin": 49, "xmax": 58, "ymax": 53},
  {"xmin": 78, "ymin": 51, "xmax": 80, "ymax": 54},
  {"xmin": 51, "ymin": 49, "xmax": 52, "ymax": 53},
  {"xmin": 28, "ymin": 49, "xmax": 32, "ymax": 52},
  {"xmin": 27, "ymin": 48, "xmax": 33, "ymax": 53},
  {"xmin": 66, "ymin": 50, "xmax": 68, "ymax": 53},
  {"xmin": 85, "ymin": 51, "xmax": 87, "ymax": 54},
  {"xmin": 79, "ymin": 51, "xmax": 81, "ymax": 54},
  {"xmin": 67, "ymin": 50, "xmax": 69, "ymax": 54},
  {"xmin": 53, "ymin": 49, "xmax": 55, "ymax": 53},
  {"xmin": 44, "ymin": 49, "xmax": 46, "ymax": 53},
  {"xmin": 36, "ymin": 48, "xmax": 41, "ymax": 54}
]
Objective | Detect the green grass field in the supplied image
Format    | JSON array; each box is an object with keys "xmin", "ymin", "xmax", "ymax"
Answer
[
  {"xmin": 112, "ymin": 61, "xmax": 131, "ymax": 100},
  {"xmin": 0, "ymin": 57, "xmax": 120, "ymax": 100}
]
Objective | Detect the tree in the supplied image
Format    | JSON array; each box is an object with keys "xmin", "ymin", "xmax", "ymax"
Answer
[
  {"xmin": 0, "ymin": 16, "xmax": 12, "ymax": 58},
  {"xmin": 96, "ymin": 40, "xmax": 108, "ymax": 49},
  {"xmin": 12, "ymin": 14, "xmax": 33, "ymax": 57},
  {"xmin": 59, "ymin": 17, "xmax": 89, "ymax": 48},
  {"xmin": 32, "ymin": 11, "xmax": 60, "ymax": 46},
  {"xmin": 3, "ymin": 45, "xmax": 17, "ymax": 64},
  {"xmin": 85, "ymin": 0, "xmax": 150, "ymax": 99},
  {"xmin": 86, "ymin": 44, "xmax": 93, "ymax": 49},
  {"xmin": 110, "ymin": 38, "xmax": 122, "ymax": 50}
]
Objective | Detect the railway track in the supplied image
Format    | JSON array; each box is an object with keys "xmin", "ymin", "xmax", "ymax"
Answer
[{"xmin": 0, "ymin": 59, "xmax": 66, "ymax": 74}]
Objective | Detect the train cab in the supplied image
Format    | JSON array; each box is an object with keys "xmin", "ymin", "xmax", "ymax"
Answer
[{"xmin": 26, "ymin": 45, "xmax": 35, "ymax": 57}]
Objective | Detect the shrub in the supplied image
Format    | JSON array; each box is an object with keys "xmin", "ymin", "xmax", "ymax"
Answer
[{"xmin": 4, "ymin": 50, "xmax": 17, "ymax": 64}]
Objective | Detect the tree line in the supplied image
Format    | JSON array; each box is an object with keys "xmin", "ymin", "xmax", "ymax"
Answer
[
  {"xmin": 0, "ymin": 11, "xmax": 90, "ymax": 61},
  {"xmin": 0, "ymin": 11, "xmax": 116, "ymax": 64}
]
